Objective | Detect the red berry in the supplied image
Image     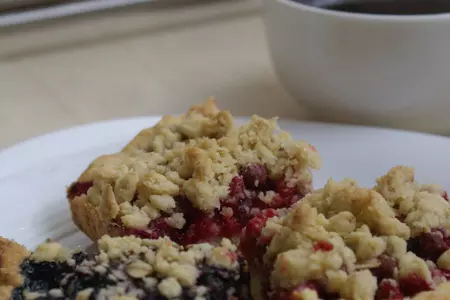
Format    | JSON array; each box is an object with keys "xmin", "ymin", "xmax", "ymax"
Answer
[
  {"xmin": 313, "ymin": 241, "xmax": 334, "ymax": 252},
  {"xmin": 240, "ymin": 164, "xmax": 268, "ymax": 189},
  {"xmin": 443, "ymin": 191, "xmax": 448, "ymax": 201},
  {"xmin": 219, "ymin": 215, "xmax": 241, "ymax": 238},
  {"xmin": 245, "ymin": 215, "xmax": 268, "ymax": 238},
  {"xmin": 148, "ymin": 218, "xmax": 170, "ymax": 239},
  {"xmin": 275, "ymin": 179, "xmax": 298, "ymax": 199},
  {"xmin": 398, "ymin": 273, "xmax": 431, "ymax": 296},
  {"xmin": 407, "ymin": 230, "xmax": 449, "ymax": 262},
  {"xmin": 186, "ymin": 217, "xmax": 220, "ymax": 244},
  {"xmin": 376, "ymin": 279, "xmax": 404, "ymax": 300},
  {"xmin": 240, "ymin": 210, "xmax": 278, "ymax": 261},
  {"xmin": 67, "ymin": 181, "xmax": 93, "ymax": 198},
  {"xmin": 229, "ymin": 176, "xmax": 245, "ymax": 197},
  {"xmin": 262, "ymin": 208, "xmax": 278, "ymax": 218},
  {"xmin": 372, "ymin": 255, "xmax": 397, "ymax": 281}
]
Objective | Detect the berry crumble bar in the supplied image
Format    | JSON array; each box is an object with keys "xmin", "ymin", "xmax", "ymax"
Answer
[
  {"xmin": 3, "ymin": 236, "xmax": 251, "ymax": 300},
  {"xmin": 240, "ymin": 166, "xmax": 450, "ymax": 300},
  {"xmin": 67, "ymin": 99, "xmax": 321, "ymax": 245}
]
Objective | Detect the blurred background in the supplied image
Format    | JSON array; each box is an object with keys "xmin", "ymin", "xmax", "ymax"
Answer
[{"xmin": 0, "ymin": 0, "xmax": 308, "ymax": 150}]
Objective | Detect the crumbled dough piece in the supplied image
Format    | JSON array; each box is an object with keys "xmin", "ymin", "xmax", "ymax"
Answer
[
  {"xmin": 30, "ymin": 242, "xmax": 70, "ymax": 263},
  {"xmin": 157, "ymin": 277, "xmax": 182, "ymax": 298},
  {"xmin": 98, "ymin": 184, "xmax": 119, "ymax": 221},
  {"xmin": 398, "ymin": 252, "xmax": 432, "ymax": 283},
  {"xmin": 149, "ymin": 195, "xmax": 176, "ymax": 213},
  {"xmin": 291, "ymin": 288, "xmax": 319, "ymax": 300},
  {"xmin": 383, "ymin": 235, "xmax": 407, "ymax": 260},
  {"xmin": 437, "ymin": 249, "xmax": 450, "ymax": 270},
  {"xmin": 374, "ymin": 166, "xmax": 417, "ymax": 214},
  {"xmin": 375, "ymin": 166, "xmax": 450, "ymax": 236},
  {"xmin": 345, "ymin": 225, "xmax": 387, "ymax": 261},
  {"xmin": 404, "ymin": 192, "xmax": 450, "ymax": 236},
  {"xmin": 165, "ymin": 213, "xmax": 186, "ymax": 229},
  {"xmin": 126, "ymin": 261, "xmax": 153, "ymax": 278},
  {"xmin": 412, "ymin": 282, "xmax": 450, "ymax": 300},
  {"xmin": 325, "ymin": 211, "xmax": 356, "ymax": 234},
  {"xmin": 304, "ymin": 179, "xmax": 410, "ymax": 239},
  {"xmin": 340, "ymin": 270, "xmax": 377, "ymax": 300},
  {"xmin": 266, "ymin": 203, "xmax": 356, "ymax": 290},
  {"xmin": 114, "ymin": 173, "xmax": 139, "ymax": 204}
]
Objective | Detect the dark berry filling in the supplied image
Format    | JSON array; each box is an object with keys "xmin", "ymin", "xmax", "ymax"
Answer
[{"xmin": 12, "ymin": 252, "xmax": 250, "ymax": 300}]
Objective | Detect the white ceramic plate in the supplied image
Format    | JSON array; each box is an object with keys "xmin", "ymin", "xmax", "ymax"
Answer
[{"xmin": 1, "ymin": 117, "xmax": 450, "ymax": 250}]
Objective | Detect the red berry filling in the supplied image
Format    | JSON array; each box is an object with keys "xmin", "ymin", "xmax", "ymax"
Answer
[
  {"xmin": 398, "ymin": 273, "xmax": 432, "ymax": 296},
  {"xmin": 240, "ymin": 209, "xmax": 278, "ymax": 261},
  {"xmin": 108, "ymin": 164, "xmax": 304, "ymax": 246},
  {"xmin": 240, "ymin": 164, "xmax": 268, "ymax": 189},
  {"xmin": 313, "ymin": 241, "xmax": 334, "ymax": 252},
  {"xmin": 407, "ymin": 228, "xmax": 450, "ymax": 262},
  {"xmin": 371, "ymin": 255, "xmax": 397, "ymax": 281},
  {"xmin": 376, "ymin": 280, "xmax": 404, "ymax": 300},
  {"xmin": 67, "ymin": 181, "xmax": 93, "ymax": 199}
]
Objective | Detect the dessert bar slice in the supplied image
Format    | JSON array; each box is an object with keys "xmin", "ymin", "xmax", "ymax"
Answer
[
  {"xmin": 241, "ymin": 166, "xmax": 450, "ymax": 300},
  {"xmin": 3, "ymin": 236, "xmax": 250, "ymax": 300},
  {"xmin": 67, "ymin": 99, "xmax": 320, "ymax": 245}
]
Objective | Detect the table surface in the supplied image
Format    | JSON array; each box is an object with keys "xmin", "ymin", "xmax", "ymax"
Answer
[{"xmin": 0, "ymin": 0, "xmax": 310, "ymax": 150}]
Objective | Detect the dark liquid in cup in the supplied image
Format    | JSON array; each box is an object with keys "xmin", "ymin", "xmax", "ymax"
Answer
[{"xmin": 298, "ymin": 0, "xmax": 450, "ymax": 15}]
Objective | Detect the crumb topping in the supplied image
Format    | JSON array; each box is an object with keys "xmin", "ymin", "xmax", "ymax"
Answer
[
  {"xmin": 375, "ymin": 166, "xmax": 450, "ymax": 236},
  {"xmin": 413, "ymin": 282, "xmax": 450, "ymax": 300},
  {"xmin": 29, "ymin": 241, "xmax": 71, "ymax": 263},
  {"xmin": 70, "ymin": 99, "xmax": 320, "ymax": 229},
  {"xmin": 253, "ymin": 166, "xmax": 450, "ymax": 300}
]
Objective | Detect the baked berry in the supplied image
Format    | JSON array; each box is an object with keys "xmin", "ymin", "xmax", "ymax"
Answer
[
  {"xmin": 398, "ymin": 273, "xmax": 431, "ymax": 296},
  {"xmin": 67, "ymin": 181, "xmax": 93, "ymax": 199},
  {"xmin": 240, "ymin": 164, "xmax": 268, "ymax": 189},
  {"xmin": 371, "ymin": 255, "xmax": 397, "ymax": 281},
  {"xmin": 375, "ymin": 279, "xmax": 404, "ymax": 300},
  {"xmin": 407, "ymin": 229, "xmax": 449, "ymax": 262}
]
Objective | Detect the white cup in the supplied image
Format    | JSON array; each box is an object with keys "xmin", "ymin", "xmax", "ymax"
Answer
[{"xmin": 264, "ymin": 0, "xmax": 450, "ymax": 134}]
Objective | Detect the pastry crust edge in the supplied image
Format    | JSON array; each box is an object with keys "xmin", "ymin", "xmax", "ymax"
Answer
[
  {"xmin": 0, "ymin": 237, "xmax": 29, "ymax": 299},
  {"xmin": 69, "ymin": 194, "xmax": 123, "ymax": 242}
]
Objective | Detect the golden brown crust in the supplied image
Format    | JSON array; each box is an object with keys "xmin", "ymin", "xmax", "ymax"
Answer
[
  {"xmin": 69, "ymin": 195, "xmax": 123, "ymax": 242},
  {"xmin": 0, "ymin": 237, "xmax": 29, "ymax": 298}
]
